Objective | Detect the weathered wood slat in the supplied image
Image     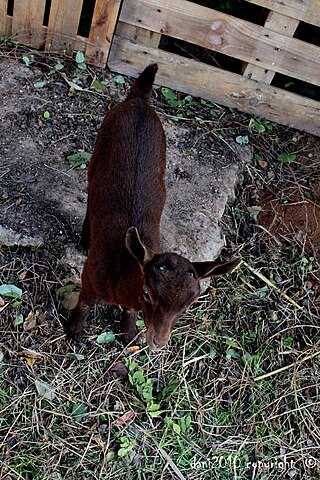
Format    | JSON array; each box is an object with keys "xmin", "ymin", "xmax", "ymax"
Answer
[
  {"xmin": 12, "ymin": 0, "xmax": 46, "ymax": 48},
  {"xmin": 108, "ymin": 37, "xmax": 320, "ymax": 137},
  {"xmin": 119, "ymin": 0, "xmax": 320, "ymax": 87},
  {"xmin": 0, "ymin": 0, "xmax": 7, "ymax": 36},
  {"xmin": 246, "ymin": 0, "xmax": 320, "ymax": 27},
  {"xmin": 243, "ymin": 11, "xmax": 299, "ymax": 83},
  {"xmin": 85, "ymin": 0, "xmax": 121, "ymax": 67},
  {"xmin": 45, "ymin": 0, "xmax": 84, "ymax": 54},
  {"xmin": 116, "ymin": 21, "xmax": 161, "ymax": 48},
  {"xmin": 5, "ymin": 15, "xmax": 12, "ymax": 37}
]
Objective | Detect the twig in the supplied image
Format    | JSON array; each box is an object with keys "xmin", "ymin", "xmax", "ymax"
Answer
[
  {"xmin": 157, "ymin": 446, "xmax": 187, "ymax": 480},
  {"xmin": 242, "ymin": 260, "xmax": 303, "ymax": 310},
  {"xmin": 254, "ymin": 350, "xmax": 320, "ymax": 382}
]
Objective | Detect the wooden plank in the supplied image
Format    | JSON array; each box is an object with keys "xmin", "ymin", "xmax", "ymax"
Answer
[
  {"xmin": 0, "ymin": 0, "xmax": 7, "ymax": 36},
  {"xmin": 243, "ymin": 11, "xmax": 299, "ymax": 83},
  {"xmin": 119, "ymin": 0, "xmax": 320, "ymax": 87},
  {"xmin": 45, "ymin": 0, "xmax": 84, "ymax": 54},
  {"xmin": 85, "ymin": 0, "xmax": 121, "ymax": 67},
  {"xmin": 5, "ymin": 15, "xmax": 12, "ymax": 37},
  {"xmin": 12, "ymin": 0, "xmax": 46, "ymax": 47},
  {"xmin": 246, "ymin": 0, "xmax": 320, "ymax": 27},
  {"xmin": 116, "ymin": 21, "xmax": 161, "ymax": 47},
  {"xmin": 108, "ymin": 37, "xmax": 320, "ymax": 137}
]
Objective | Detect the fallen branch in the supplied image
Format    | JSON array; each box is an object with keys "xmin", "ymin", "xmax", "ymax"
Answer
[
  {"xmin": 254, "ymin": 350, "xmax": 320, "ymax": 382},
  {"xmin": 242, "ymin": 260, "xmax": 302, "ymax": 310}
]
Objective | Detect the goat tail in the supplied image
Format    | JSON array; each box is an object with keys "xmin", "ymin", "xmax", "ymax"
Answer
[{"xmin": 127, "ymin": 63, "xmax": 158, "ymax": 101}]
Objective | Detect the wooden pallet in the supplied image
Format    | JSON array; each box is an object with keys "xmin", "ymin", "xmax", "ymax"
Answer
[
  {"xmin": 1, "ymin": 0, "xmax": 319, "ymax": 135},
  {"xmin": 0, "ymin": 0, "xmax": 121, "ymax": 66},
  {"xmin": 108, "ymin": 0, "xmax": 320, "ymax": 136}
]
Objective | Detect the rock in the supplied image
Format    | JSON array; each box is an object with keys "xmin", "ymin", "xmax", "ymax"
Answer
[
  {"xmin": 0, "ymin": 225, "xmax": 43, "ymax": 248},
  {"xmin": 160, "ymin": 123, "xmax": 252, "ymax": 261},
  {"xmin": 59, "ymin": 246, "xmax": 86, "ymax": 274}
]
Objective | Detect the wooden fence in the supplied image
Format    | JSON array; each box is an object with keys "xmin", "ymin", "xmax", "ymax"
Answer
[
  {"xmin": 1, "ymin": 0, "xmax": 319, "ymax": 135},
  {"xmin": 108, "ymin": 0, "xmax": 320, "ymax": 136},
  {"xmin": 0, "ymin": 0, "xmax": 121, "ymax": 66}
]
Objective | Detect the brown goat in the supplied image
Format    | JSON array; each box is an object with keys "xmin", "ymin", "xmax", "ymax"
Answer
[{"xmin": 66, "ymin": 64, "xmax": 240, "ymax": 350}]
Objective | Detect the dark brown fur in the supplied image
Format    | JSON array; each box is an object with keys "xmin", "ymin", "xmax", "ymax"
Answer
[{"xmin": 66, "ymin": 64, "xmax": 240, "ymax": 350}]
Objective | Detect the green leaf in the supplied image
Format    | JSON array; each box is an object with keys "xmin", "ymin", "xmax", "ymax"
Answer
[
  {"xmin": 249, "ymin": 119, "xmax": 265, "ymax": 133},
  {"xmin": 147, "ymin": 403, "xmax": 160, "ymax": 412},
  {"xmin": 118, "ymin": 448, "xmax": 129, "ymax": 458},
  {"xmin": 235, "ymin": 135, "xmax": 249, "ymax": 145},
  {"xmin": 243, "ymin": 352, "xmax": 253, "ymax": 363},
  {"xmin": 43, "ymin": 111, "xmax": 50, "ymax": 119},
  {"xmin": 128, "ymin": 360, "xmax": 138, "ymax": 371},
  {"xmin": 161, "ymin": 87, "xmax": 177, "ymax": 101},
  {"xmin": 114, "ymin": 75, "xmax": 125, "ymax": 85},
  {"xmin": 278, "ymin": 153, "xmax": 296, "ymax": 164},
  {"xmin": 11, "ymin": 300, "xmax": 22, "ymax": 308},
  {"xmin": 185, "ymin": 414, "xmax": 191, "ymax": 428},
  {"xmin": 96, "ymin": 331, "xmax": 116, "ymax": 344},
  {"xmin": 57, "ymin": 284, "xmax": 80, "ymax": 309},
  {"xmin": 0, "ymin": 284, "xmax": 22, "ymax": 298},
  {"xmin": 75, "ymin": 51, "xmax": 85, "ymax": 64},
  {"xmin": 34, "ymin": 81, "xmax": 47, "ymax": 88},
  {"xmin": 22, "ymin": 55, "xmax": 33, "ymax": 66},
  {"xmin": 172, "ymin": 423, "xmax": 181, "ymax": 435},
  {"xmin": 184, "ymin": 95, "xmax": 193, "ymax": 104},
  {"xmin": 13, "ymin": 313, "xmax": 24, "ymax": 327},
  {"xmin": 54, "ymin": 63, "xmax": 64, "ymax": 71},
  {"xmin": 225, "ymin": 338, "xmax": 240, "ymax": 349},
  {"xmin": 149, "ymin": 410, "xmax": 163, "ymax": 417},
  {"xmin": 71, "ymin": 403, "xmax": 87, "ymax": 422},
  {"xmin": 161, "ymin": 87, "xmax": 184, "ymax": 107},
  {"xmin": 67, "ymin": 353, "xmax": 85, "ymax": 361},
  {"xmin": 91, "ymin": 79, "xmax": 108, "ymax": 92},
  {"xmin": 284, "ymin": 81, "xmax": 295, "ymax": 88},
  {"xmin": 133, "ymin": 369, "xmax": 145, "ymax": 385},
  {"xmin": 226, "ymin": 348, "xmax": 240, "ymax": 360},
  {"xmin": 56, "ymin": 284, "xmax": 77, "ymax": 296},
  {"xmin": 35, "ymin": 380, "xmax": 56, "ymax": 400},
  {"xmin": 118, "ymin": 438, "xmax": 136, "ymax": 457},
  {"xmin": 77, "ymin": 62, "xmax": 87, "ymax": 71},
  {"xmin": 67, "ymin": 152, "xmax": 91, "ymax": 168}
]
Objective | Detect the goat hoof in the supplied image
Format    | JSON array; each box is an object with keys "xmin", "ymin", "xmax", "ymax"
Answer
[
  {"xmin": 64, "ymin": 321, "xmax": 83, "ymax": 341},
  {"xmin": 122, "ymin": 328, "xmax": 139, "ymax": 347}
]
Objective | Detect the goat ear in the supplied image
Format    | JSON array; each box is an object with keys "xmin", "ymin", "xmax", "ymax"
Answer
[
  {"xmin": 193, "ymin": 257, "xmax": 241, "ymax": 279},
  {"xmin": 125, "ymin": 226, "xmax": 154, "ymax": 267}
]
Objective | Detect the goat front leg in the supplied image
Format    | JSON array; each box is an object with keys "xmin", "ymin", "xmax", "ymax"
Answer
[
  {"xmin": 120, "ymin": 308, "xmax": 138, "ymax": 346},
  {"xmin": 65, "ymin": 299, "xmax": 91, "ymax": 340},
  {"xmin": 65, "ymin": 268, "xmax": 95, "ymax": 340}
]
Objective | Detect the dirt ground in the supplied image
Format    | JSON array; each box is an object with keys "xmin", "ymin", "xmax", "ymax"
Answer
[
  {"xmin": 0, "ymin": 50, "xmax": 319, "ymax": 367},
  {"xmin": 0, "ymin": 48, "xmax": 320, "ymax": 480},
  {"xmin": 0, "ymin": 57, "xmax": 251, "ymax": 268}
]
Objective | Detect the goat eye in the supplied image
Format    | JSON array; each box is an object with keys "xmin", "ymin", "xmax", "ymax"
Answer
[
  {"xmin": 143, "ymin": 290, "xmax": 152, "ymax": 303},
  {"xmin": 156, "ymin": 260, "xmax": 172, "ymax": 273},
  {"xmin": 187, "ymin": 270, "xmax": 196, "ymax": 278}
]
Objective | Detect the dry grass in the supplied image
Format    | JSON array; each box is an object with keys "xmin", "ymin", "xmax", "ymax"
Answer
[{"xmin": 1, "ymin": 222, "xmax": 319, "ymax": 479}]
